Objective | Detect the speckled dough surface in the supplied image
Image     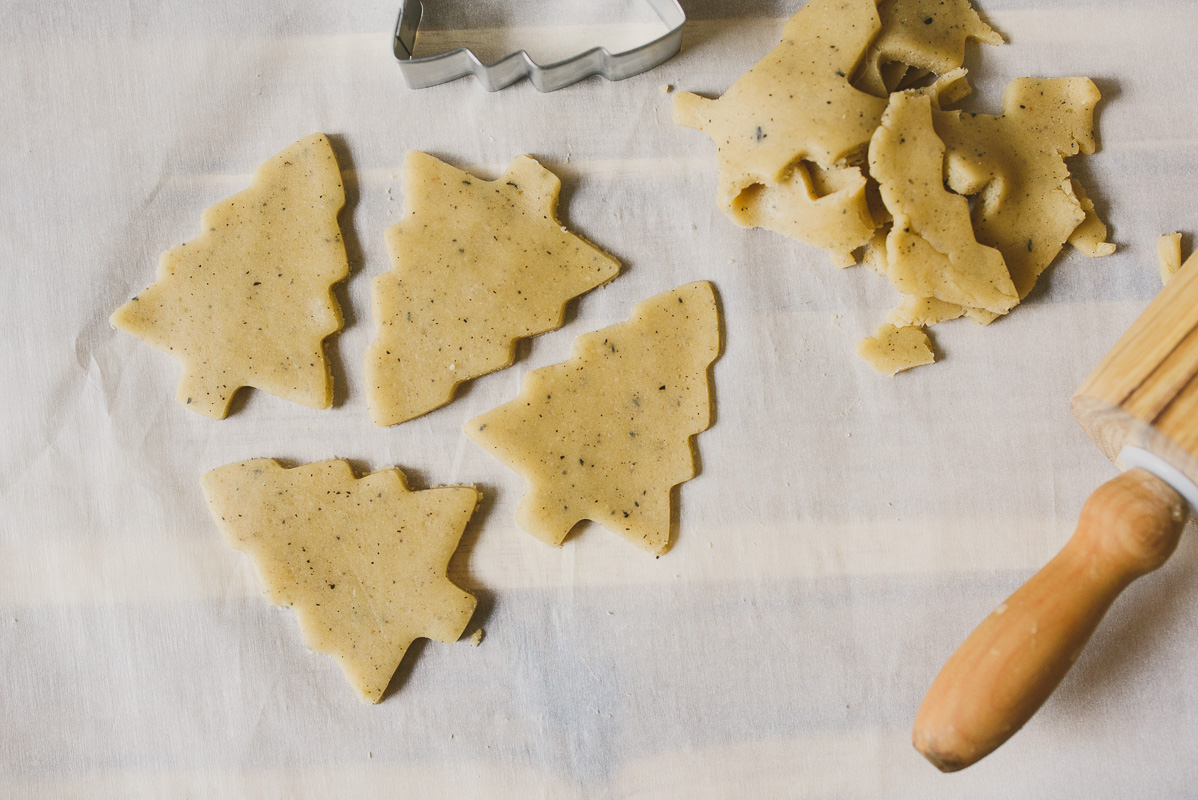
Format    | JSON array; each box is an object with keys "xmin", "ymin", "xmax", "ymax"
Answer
[
  {"xmin": 201, "ymin": 459, "xmax": 478, "ymax": 703},
  {"xmin": 673, "ymin": 0, "xmax": 887, "ymax": 266},
  {"xmin": 885, "ymin": 295, "xmax": 968, "ymax": 328},
  {"xmin": 465, "ymin": 282, "xmax": 720, "ymax": 556},
  {"xmin": 858, "ymin": 78, "xmax": 1110, "ymax": 373},
  {"xmin": 365, "ymin": 152, "xmax": 620, "ymax": 427},
  {"xmin": 674, "ymin": 0, "xmax": 1112, "ymax": 376},
  {"xmin": 855, "ymin": 0, "xmax": 1002, "ymax": 97},
  {"xmin": 936, "ymin": 77, "xmax": 1108, "ymax": 299},
  {"xmin": 868, "ymin": 91, "xmax": 1018, "ymax": 315},
  {"xmin": 110, "ymin": 133, "xmax": 348, "ymax": 418},
  {"xmin": 855, "ymin": 323, "xmax": 936, "ymax": 375}
]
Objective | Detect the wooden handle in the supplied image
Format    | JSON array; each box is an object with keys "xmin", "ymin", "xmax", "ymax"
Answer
[{"xmin": 913, "ymin": 468, "xmax": 1188, "ymax": 772}]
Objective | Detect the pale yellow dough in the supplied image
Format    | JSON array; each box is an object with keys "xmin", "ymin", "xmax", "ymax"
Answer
[
  {"xmin": 111, "ymin": 133, "xmax": 348, "ymax": 419},
  {"xmin": 886, "ymin": 296, "xmax": 966, "ymax": 327},
  {"xmin": 860, "ymin": 79, "xmax": 1108, "ymax": 374},
  {"xmin": 868, "ymin": 91, "xmax": 1018, "ymax": 315},
  {"xmin": 201, "ymin": 459, "xmax": 478, "ymax": 704},
  {"xmin": 366, "ymin": 153, "xmax": 620, "ymax": 427},
  {"xmin": 856, "ymin": 324, "xmax": 935, "ymax": 375},
  {"xmin": 673, "ymin": 0, "xmax": 1112, "ymax": 376},
  {"xmin": 937, "ymin": 77, "xmax": 1106, "ymax": 299},
  {"xmin": 1068, "ymin": 180, "xmax": 1116, "ymax": 257},
  {"xmin": 856, "ymin": 0, "xmax": 1002, "ymax": 97},
  {"xmin": 465, "ymin": 282, "xmax": 720, "ymax": 556},
  {"xmin": 673, "ymin": 0, "xmax": 887, "ymax": 266},
  {"xmin": 1158, "ymin": 232, "xmax": 1184, "ymax": 285}
]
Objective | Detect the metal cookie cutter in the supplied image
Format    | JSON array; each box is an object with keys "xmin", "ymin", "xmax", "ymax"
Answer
[{"xmin": 393, "ymin": 0, "xmax": 686, "ymax": 92}]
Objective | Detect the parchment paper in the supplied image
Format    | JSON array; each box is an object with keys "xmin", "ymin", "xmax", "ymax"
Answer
[{"xmin": 3, "ymin": 1, "xmax": 1198, "ymax": 796}]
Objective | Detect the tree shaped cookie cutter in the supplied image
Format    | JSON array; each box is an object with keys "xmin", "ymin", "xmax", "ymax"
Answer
[{"xmin": 393, "ymin": 0, "xmax": 686, "ymax": 92}]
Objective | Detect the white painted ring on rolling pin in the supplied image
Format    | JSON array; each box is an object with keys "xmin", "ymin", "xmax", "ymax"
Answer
[{"xmin": 1119, "ymin": 446, "xmax": 1198, "ymax": 513}]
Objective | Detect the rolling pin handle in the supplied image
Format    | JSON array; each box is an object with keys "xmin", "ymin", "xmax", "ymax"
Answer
[{"xmin": 912, "ymin": 468, "xmax": 1188, "ymax": 772}]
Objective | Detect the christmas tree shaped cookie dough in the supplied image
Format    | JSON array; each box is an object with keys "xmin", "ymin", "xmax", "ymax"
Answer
[
  {"xmin": 365, "ymin": 152, "xmax": 620, "ymax": 427},
  {"xmin": 111, "ymin": 133, "xmax": 349, "ymax": 418},
  {"xmin": 465, "ymin": 281, "xmax": 720, "ymax": 555},
  {"xmin": 201, "ymin": 459, "xmax": 478, "ymax": 703}
]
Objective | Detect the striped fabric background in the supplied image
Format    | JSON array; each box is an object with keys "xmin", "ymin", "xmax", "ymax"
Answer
[{"xmin": 2, "ymin": 1, "xmax": 1196, "ymax": 796}]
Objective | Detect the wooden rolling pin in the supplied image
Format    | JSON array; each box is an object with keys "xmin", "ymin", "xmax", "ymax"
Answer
[{"xmin": 913, "ymin": 251, "xmax": 1198, "ymax": 772}]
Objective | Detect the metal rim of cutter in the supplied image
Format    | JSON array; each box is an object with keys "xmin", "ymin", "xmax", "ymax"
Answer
[{"xmin": 393, "ymin": 0, "xmax": 686, "ymax": 92}]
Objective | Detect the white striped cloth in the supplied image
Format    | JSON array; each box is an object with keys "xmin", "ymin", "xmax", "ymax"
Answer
[{"xmin": 3, "ymin": 1, "xmax": 1197, "ymax": 796}]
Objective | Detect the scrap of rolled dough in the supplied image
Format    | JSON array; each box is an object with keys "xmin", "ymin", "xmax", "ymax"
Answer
[
  {"xmin": 110, "ymin": 133, "xmax": 348, "ymax": 419},
  {"xmin": 727, "ymin": 162, "xmax": 875, "ymax": 269},
  {"xmin": 464, "ymin": 282, "xmax": 720, "ymax": 555},
  {"xmin": 365, "ymin": 153, "xmax": 619, "ymax": 427},
  {"xmin": 674, "ymin": 2, "xmax": 1111, "ymax": 375},
  {"xmin": 201, "ymin": 459, "xmax": 478, "ymax": 704},
  {"xmin": 885, "ymin": 294, "xmax": 999, "ymax": 327},
  {"xmin": 1068, "ymin": 180, "xmax": 1116, "ymax": 257},
  {"xmin": 886, "ymin": 296, "xmax": 966, "ymax": 327},
  {"xmin": 855, "ymin": 0, "xmax": 1002, "ymax": 97},
  {"xmin": 673, "ymin": 0, "xmax": 888, "ymax": 265},
  {"xmin": 856, "ymin": 323, "xmax": 935, "ymax": 375},
  {"xmin": 916, "ymin": 67, "xmax": 975, "ymax": 110},
  {"xmin": 936, "ymin": 77, "xmax": 1105, "ymax": 298},
  {"xmin": 1158, "ymin": 232, "xmax": 1184, "ymax": 285},
  {"xmin": 868, "ymin": 91, "xmax": 1018, "ymax": 314}
]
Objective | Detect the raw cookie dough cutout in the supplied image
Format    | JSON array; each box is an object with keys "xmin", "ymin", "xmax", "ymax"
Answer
[
  {"xmin": 886, "ymin": 296, "xmax": 967, "ymax": 328},
  {"xmin": 855, "ymin": 0, "xmax": 1002, "ymax": 97},
  {"xmin": 673, "ymin": 0, "xmax": 888, "ymax": 266},
  {"xmin": 673, "ymin": 0, "xmax": 1113, "ymax": 375},
  {"xmin": 1157, "ymin": 232, "xmax": 1186, "ymax": 285},
  {"xmin": 465, "ymin": 282, "xmax": 720, "ymax": 556},
  {"xmin": 202, "ymin": 459, "xmax": 478, "ymax": 704},
  {"xmin": 861, "ymin": 78, "xmax": 1109, "ymax": 374},
  {"xmin": 366, "ymin": 153, "xmax": 620, "ymax": 426},
  {"xmin": 868, "ymin": 91, "xmax": 1018, "ymax": 314},
  {"xmin": 111, "ymin": 133, "xmax": 348, "ymax": 418},
  {"xmin": 856, "ymin": 323, "xmax": 936, "ymax": 375},
  {"xmin": 1068, "ymin": 180, "xmax": 1116, "ymax": 257},
  {"xmin": 937, "ymin": 77, "xmax": 1108, "ymax": 299}
]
